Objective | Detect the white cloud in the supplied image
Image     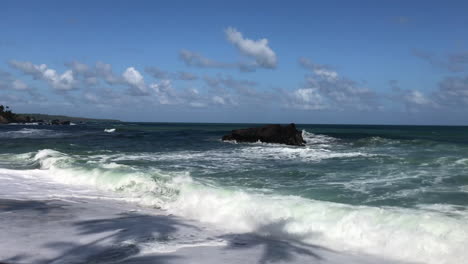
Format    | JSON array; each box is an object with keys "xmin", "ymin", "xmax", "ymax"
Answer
[
  {"xmin": 298, "ymin": 57, "xmax": 378, "ymax": 110},
  {"xmin": 179, "ymin": 50, "xmax": 229, "ymax": 68},
  {"xmin": 150, "ymin": 80, "xmax": 176, "ymax": 104},
  {"xmin": 123, "ymin": 67, "xmax": 148, "ymax": 95},
  {"xmin": 67, "ymin": 61, "xmax": 89, "ymax": 73},
  {"xmin": 212, "ymin": 95, "xmax": 225, "ymax": 105},
  {"xmin": 84, "ymin": 92, "xmax": 99, "ymax": 103},
  {"xmin": 146, "ymin": 66, "xmax": 198, "ymax": 81},
  {"xmin": 9, "ymin": 60, "xmax": 75, "ymax": 91},
  {"xmin": 287, "ymin": 88, "xmax": 327, "ymax": 110},
  {"xmin": 96, "ymin": 61, "xmax": 121, "ymax": 85},
  {"xmin": 299, "ymin": 57, "xmax": 338, "ymax": 81},
  {"xmin": 179, "ymin": 28, "xmax": 276, "ymax": 72},
  {"xmin": 12, "ymin": 79, "xmax": 28, "ymax": 90},
  {"xmin": 313, "ymin": 68, "xmax": 338, "ymax": 81},
  {"xmin": 225, "ymin": 27, "xmax": 277, "ymax": 69},
  {"xmin": 404, "ymin": 90, "xmax": 431, "ymax": 105}
]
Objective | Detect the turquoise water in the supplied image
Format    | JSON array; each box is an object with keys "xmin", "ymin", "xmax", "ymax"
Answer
[{"xmin": 1, "ymin": 123, "xmax": 468, "ymax": 263}]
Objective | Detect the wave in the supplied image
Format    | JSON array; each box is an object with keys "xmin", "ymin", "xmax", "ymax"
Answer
[
  {"xmin": 353, "ymin": 136, "xmax": 400, "ymax": 146},
  {"xmin": 104, "ymin": 128, "xmax": 116, "ymax": 133},
  {"xmin": 302, "ymin": 130, "xmax": 336, "ymax": 146},
  {"xmin": 100, "ymin": 131, "xmax": 371, "ymax": 165},
  {"xmin": 2, "ymin": 149, "xmax": 466, "ymax": 264},
  {"xmin": 8, "ymin": 122, "xmax": 40, "ymax": 126},
  {"xmin": 0, "ymin": 128, "xmax": 66, "ymax": 139}
]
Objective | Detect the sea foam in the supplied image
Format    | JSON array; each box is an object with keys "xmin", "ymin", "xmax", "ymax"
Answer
[{"xmin": 7, "ymin": 149, "xmax": 465, "ymax": 264}]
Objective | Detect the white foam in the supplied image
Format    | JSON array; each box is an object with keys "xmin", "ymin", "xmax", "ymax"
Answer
[
  {"xmin": 167, "ymin": 183, "xmax": 468, "ymax": 264},
  {"xmin": 8, "ymin": 122, "xmax": 40, "ymax": 125},
  {"xmin": 302, "ymin": 130, "xmax": 336, "ymax": 146},
  {"xmin": 0, "ymin": 128, "xmax": 65, "ymax": 138},
  {"xmin": 5, "ymin": 149, "xmax": 468, "ymax": 264},
  {"xmin": 455, "ymin": 158, "xmax": 468, "ymax": 165},
  {"xmin": 104, "ymin": 128, "xmax": 116, "ymax": 133}
]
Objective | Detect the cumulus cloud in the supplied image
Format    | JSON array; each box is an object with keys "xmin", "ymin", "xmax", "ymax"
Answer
[
  {"xmin": 412, "ymin": 49, "xmax": 468, "ymax": 72},
  {"xmin": 289, "ymin": 88, "xmax": 326, "ymax": 110},
  {"xmin": 66, "ymin": 61, "xmax": 89, "ymax": 74},
  {"xmin": 146, "ymin": 66, "xmax": 198, "ymax": 81},
  {"xmin": 0, "ymin": 70, "xmax": 30, "ymax": 91},
  {"xmin": 387, "ymin": 77, "xmax": 468, "ymax": 112},
  {"xmin": 434, "ymin": 76, "xmax": 468, "ymax": 106},
  {"xmin": 204, "ymin": 75, "xmax": 258, "ymax": 97},
  {"xmin": 402, "ymin": 90, "xmax": 433, "ymax": 107},
  {"xmin": 293, "ymin": 58, "xmax": 378, "ymax": 111},
  {"xmin": 203, "ymin": 74, "xmax": 277, "ymax": 107},
  {"xmin": 212, "ymin": 95, "xmax": 226, "ymax": 105},
  {"xmin": 145, "ymin": 66, "xmax": 169, "ymax": 79},
  {"xmin": 150, "ymin": 80, "xmax": 177, "ymax": 104},
  {"xmin": 179, "ymin": 50, "xmax": 229, "ymax": 68},
  {"xmin": 179, "ymin": 27, "xmax": 277, "ymax": 72},
  {"xmin": 11, "ymin": 80, "xmax": 29, "ymax": 91},
  {"xmin": 95, "ymin": 61, "xmax": 122, "ymax": 85},
  {"xmin": 9, "ymin": 60, "xmax": 76, "ymax": 91},
  {"xmin": 123, "ymin": 67, "xmax": 148, "ymax": 95},
  {"xmin": 225, "ymin": 27, "xmax": 277, "ymax": 69},
  {"xmin": 299, "ymin": 58, "xmax": 338, "ymax": 81}
]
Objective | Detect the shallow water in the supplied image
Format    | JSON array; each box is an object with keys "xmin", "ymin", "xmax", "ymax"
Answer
[{"xmin": 1, "ymin": 123, "xmax": 467, "ymax": 263}]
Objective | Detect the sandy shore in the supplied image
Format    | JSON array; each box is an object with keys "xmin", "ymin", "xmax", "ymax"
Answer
[{"xmin": 0, "ymin": 170, "xmax": 403, "ymax": 264}]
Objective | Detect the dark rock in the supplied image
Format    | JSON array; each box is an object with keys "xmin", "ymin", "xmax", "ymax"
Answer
[
  {"xmin": 51, "ymin": 119, "xmax": 61, "ymax": 125},
  {"xmin": 50, "ymin": 119, "xmax": 70, "ymax": 125},
  {"xmin": 0, "ymin": 115, "xmax": 8, "ymax": 124},
  {"xmin": 14, "ymin": 115, "xmax": 29, "ymax": 123},
  {"xmin": 222, "ymin": 123, "xmax": 306, "ymax": 146}
]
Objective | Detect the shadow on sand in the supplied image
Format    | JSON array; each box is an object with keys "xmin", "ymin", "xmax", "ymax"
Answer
[
  {"xmin": 0, "ymin": 199, "xmax": 65, "ymax": 214},
  {"xmin": 1, "ymin": 200, "xmax": 335, "ymax": 264}
]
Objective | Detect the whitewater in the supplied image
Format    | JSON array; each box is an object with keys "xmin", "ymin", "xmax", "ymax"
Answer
[{"xmin": 1, "ymin": 123, "xmax": 467, "ymax": 264}]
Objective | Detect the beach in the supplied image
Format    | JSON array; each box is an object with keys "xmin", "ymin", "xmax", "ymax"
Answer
[{"xmin": 0, "ymin": 168, "xmax": 398, "ymax": 264}]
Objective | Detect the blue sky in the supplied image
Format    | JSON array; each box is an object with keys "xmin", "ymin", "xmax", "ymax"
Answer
[{"xmin": 1, "ymin": 0, "xmax": 468, "ymax": 124}]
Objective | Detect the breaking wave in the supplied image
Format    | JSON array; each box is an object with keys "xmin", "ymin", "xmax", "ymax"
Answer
[
  {"xmin": 2, "ymin": 148, "xmax": 466, "ymax": 264},
  {"xmin": 0, "ymin": 128, "xmax": 66, "ymax": 138}
]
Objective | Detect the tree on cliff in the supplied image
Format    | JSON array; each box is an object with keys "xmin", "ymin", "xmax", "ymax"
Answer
[{"xmin": 0, "ymin": 105, "xmax": 16, "ymax": 122}]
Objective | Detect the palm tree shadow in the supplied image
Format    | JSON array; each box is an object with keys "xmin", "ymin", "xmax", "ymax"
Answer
[
  {"xmin": 0, "ymin": 199, "xmax": 65, "ymax": 214},
  {"xmin": 41, "ymin": 212, "xmax": 197, "ymax": 264},
  {"xmin": 217, "ymin": 219, "xmax": 332, "ymax": 264}
]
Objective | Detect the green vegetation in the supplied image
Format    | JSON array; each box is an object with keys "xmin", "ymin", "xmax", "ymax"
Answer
[
  {"xmin": 0, "ymin": 105, "xmax": 121, "ymax": 124},
  {"xmin": 0, "ymin": 105, "xmax": 17, "ymax": 123},
  {"xmin": 18, "ymin": 113, "xmax": 121, "ymax": 123}
]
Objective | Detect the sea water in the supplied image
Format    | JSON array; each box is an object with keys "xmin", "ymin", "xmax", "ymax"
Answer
[{"xmin": 1, "ymin": 123, "xmax": 467, "ymax": 264}]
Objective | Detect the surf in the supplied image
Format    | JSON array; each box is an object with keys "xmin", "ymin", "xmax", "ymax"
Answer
[{"xmin": 2, "ymin": 148, "xmax": 466, "ymax": 264}]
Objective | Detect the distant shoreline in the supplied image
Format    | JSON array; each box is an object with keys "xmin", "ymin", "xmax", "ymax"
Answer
[{"xmin": 17, "ymin": 113, "xmax": 121, "ymax": 123}]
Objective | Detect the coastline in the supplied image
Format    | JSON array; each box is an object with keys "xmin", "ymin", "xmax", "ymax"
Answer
[{"xmin": 0, "ymin": 169, "xmax": 402, "ymax": 264}]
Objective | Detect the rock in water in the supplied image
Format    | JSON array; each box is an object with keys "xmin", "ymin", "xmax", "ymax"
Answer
[{"xmin": 222, "ymin": 123, "xmax": 306, "ymax": 146}]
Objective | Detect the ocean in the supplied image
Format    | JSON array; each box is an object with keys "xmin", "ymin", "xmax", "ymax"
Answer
[{"xmin": 1, "ymin": 122, "xmax": 467, "ymax": 263}]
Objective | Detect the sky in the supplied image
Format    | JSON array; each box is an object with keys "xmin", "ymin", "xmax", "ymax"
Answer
[{"xmin": 1, "ymin": 0, "xmax": 468, "ymax": 124}]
